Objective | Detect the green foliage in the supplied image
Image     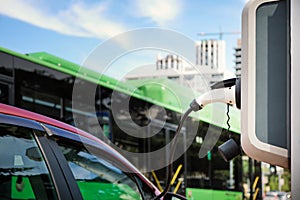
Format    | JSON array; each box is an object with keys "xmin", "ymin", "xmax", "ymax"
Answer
[
  {"xmin": 269, "ymin": 175, "xmax": 278, "ymax": 190},
  {"xmin": 268, "ymin": 170, "xmax": 291, "ymax": 192},
  {"xmin": 281, "ymin": 171, "xmax": 291, "ymax": 191}
]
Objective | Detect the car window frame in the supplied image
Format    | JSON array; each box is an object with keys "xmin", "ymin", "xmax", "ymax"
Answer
[{"xmin": 0, "ymin": 113, "xmax": 78, "ymax": 200}]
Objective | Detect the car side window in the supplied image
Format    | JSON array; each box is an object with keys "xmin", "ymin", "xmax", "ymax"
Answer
[
  {"xmin": 0, "ymin": 124, "xmax": 58, "ymax": 200},
  {"xmin": 56, "ymin": 140, "xmax": 143, "ymax": 200}
]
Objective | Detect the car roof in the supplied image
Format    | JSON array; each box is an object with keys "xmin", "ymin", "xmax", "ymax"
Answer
[
  {"xmin": 0, "ymin": 104, "xmax": 130, "ymax": 166},
  {"xmin": 0, "ymin": 103, "xmax": 159, "ymax": 193},
  {"xmin": 0, "ymin": 103, "xmax": 91, "ymax": 138}
]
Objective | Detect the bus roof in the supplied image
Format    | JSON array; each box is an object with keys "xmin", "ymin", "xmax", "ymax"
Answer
[{"xmin": 0, "ymin": 46, "xmax": 240, "ymax": 133}]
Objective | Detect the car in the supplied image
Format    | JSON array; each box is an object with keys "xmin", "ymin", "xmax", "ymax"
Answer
[
  {"xmin": 264, "ymin": 191, "xmax": 290, "ymax": 200},
  {"xmin": 0, "ymin": 103, "xmax": 185, "ymax": 200}
]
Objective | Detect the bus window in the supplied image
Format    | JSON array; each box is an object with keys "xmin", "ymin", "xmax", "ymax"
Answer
[
  {"xmin": 0, "ymin": 52, "xmax": 13, "ymax": 77},
  {"xmin": 0, "ymin": 83, "xmax": 9, "ymax": 104}
]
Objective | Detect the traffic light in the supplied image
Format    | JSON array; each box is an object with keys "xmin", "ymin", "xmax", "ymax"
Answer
[{"xmin": 241, "ymin": 0, "xmax": 289, "ymax": 168}]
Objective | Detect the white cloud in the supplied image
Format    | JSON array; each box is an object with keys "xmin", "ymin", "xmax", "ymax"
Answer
[
  {"xmin": 0, "ymin": 0, "xmax": 127, "ymax": 38},
  {"xmin": 59, "ymin": 2, "xmax": 127, "ymax": 38},
  {"xmin": 133, "ymin": 0, "xmax": 182, "ymax": 26},
  {"xmin": 242, "ymin": 0, "xmax": 250, "ymax": 4},
  {"xmin": 0, "ymin": 0, "xmax": 183, "ymax": 39}
]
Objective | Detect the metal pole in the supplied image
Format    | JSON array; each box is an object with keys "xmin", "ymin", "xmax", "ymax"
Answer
[
  {"xmin": 254, "ymin": 161, "xmax": 262, "ymax": 200},
  {"xmin": 229, "ymin": 160, "xmax": 234, "ymax": 189},
  {"xmin": 291, "ymin": 0, "xmax": 300, "ymax": 198},
  {"xmin": 183, "ymin": 132, "xmax": 187, "ymax": 194},
  {"xmin": 278, "ymin": 169, "xmax": 282, "ymax": 191},
  {"xmin": 249, "ymin": 158, "xmax": 253, "ymax": 200},
  {"xmin": 209, "ymin": 154, "xmax": 212, "ymax": 188},
  {"xmin": 147, "ymin": 125, "xmax": 151, "ymax": 173},
  {"xmin": 166, "ymin": 129, "xmax": 170, "ymax": 186}
]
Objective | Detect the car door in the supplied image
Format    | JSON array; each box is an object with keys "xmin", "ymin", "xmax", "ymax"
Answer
[{"xmin": 0, "ymin": 113, "xmax": 78, "ymax": 200}]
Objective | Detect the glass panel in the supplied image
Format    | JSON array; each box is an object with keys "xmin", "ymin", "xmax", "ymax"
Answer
[
  {"xmin": 14, "ymin": 57, "xmax": 73, "ymax": 120},
  {"xmin": 0, "ymin": 83, "xmax": 9, "ymax": 104},
  {"xmin": 256, "ymin": 1, "xmax": 288, "ymax": 148},
  {"xmin": 56, "ymin": 140, "xmax": 145, "ymax": 200},
  {"xmin": 14, "ymin": 57, "xmax": 109, "ymax": 137},
  {"xmin": 0, "ymin": 52, "xmax": 13, "ymax": 77},
  {"xmin": 0, "ymin": 124, "xmax": 58, "ymax": 199}
]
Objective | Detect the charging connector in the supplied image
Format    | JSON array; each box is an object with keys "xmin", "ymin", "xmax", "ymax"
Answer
[{"xmin": 191, "ymin": 86, "xmax": 236, "ymax": 111}]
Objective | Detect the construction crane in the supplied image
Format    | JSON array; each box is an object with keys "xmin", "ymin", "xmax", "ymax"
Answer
[{"xmin": 197, "ymin": 31, "xmax": 241, "ymax": 40}]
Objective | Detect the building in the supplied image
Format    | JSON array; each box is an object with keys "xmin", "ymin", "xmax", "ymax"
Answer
[
  {"xmin": 126, "ymin": 40, "xmax": 230, "ymax": 93},
  {"xmin": 234, "ymin": 39, "xmax": 242, "ymax": 77},
  {"xmin": 195, "ymin": 40, "xmax": 226, "ymax": 71}
]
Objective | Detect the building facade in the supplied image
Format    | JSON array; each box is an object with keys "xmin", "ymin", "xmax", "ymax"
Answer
[
  {"xmin": 234, "ymin": 39, "xmax": 242, "ymax": 77},
  {"xmin": 125, "ymin": 40, "xmax": 230, "ymax": 93},
  {"xmin": 195, "ymin": 40, "xmax": 226, "ymax": 71}
]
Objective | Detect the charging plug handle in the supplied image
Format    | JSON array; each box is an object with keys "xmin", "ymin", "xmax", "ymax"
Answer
[
  {"xmin": 191, "ymin": 78, "xmax": 241, "ymax": 111},
  {"xmin": 195, "ymin": 86, "xmax": 236, "ymax": 110},
  {"xmin": 211, "ymin": 78, "xmax": 237, "ymax": 90}
]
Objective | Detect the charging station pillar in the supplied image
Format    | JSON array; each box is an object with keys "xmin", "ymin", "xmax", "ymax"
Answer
[{"xmin": 291, "ymin": 0, "xmax": 300, "ymax": 197}]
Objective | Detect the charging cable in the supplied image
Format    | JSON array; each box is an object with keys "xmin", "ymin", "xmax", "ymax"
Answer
[
  {"xmin": 152, "ymin": 78, "xmax": 239, "ymax": 199},
  {"xmin": 151, "ymin": 107, "xmax": 193, "ymax": 200}
]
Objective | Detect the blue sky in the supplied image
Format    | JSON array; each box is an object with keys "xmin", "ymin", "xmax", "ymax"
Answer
[{"xmin": 0, "ymin": 0, "xmax": 248, "ymax": 75}]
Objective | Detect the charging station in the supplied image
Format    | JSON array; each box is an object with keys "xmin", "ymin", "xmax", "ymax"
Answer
[{"xmin": 241, "ymin": 0, "xmax": 289, "ymax": 168}]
